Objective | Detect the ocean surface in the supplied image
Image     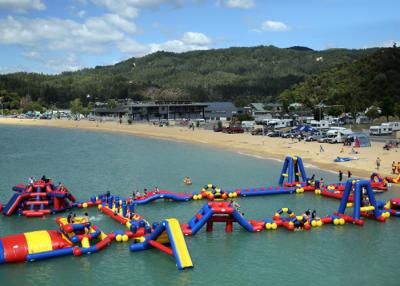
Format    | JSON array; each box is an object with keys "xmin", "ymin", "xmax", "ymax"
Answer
[{"xmin": 0, "ymin": 125, "xmax": 399, "ymax": 286}]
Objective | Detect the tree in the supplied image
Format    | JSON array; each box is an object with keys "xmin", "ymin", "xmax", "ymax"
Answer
[
  {"xmin": 107, "ymin": 99, "xmax": 117, "ymax": 109},
  {"xmin": 70, "ymin": 98, "xmax": 83, "ymax": 115},
  {"xmin": 379, "ymin": 97, "xmax": 394, "ymax": 122},
  {"xmin": 365, "ymin": 106, "xmax": 380, "ymax": 120}
]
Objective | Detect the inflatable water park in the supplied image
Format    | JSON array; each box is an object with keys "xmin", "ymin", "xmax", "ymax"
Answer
[{"xmin": 1, "ymin": 156, "xmax": 400, "ymax": 269}]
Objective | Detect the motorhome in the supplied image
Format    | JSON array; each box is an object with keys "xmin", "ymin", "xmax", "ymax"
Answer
[
  {"xmin": 241, "ymin": 121, "xmax": 256, "ymax": 129},
  {"xmin": 369, "ymin": 125, "xmax": 392, "ymax": 136},
  {"xmin": 310, "ymin": 120, "xmax": 330, "ymax": 130},
  {"xmin": 263, "ymin": 119, "xmax": 293, "ymax": 130},
  {"xmin": 325, "ymin": 128, "xmax": 353, "ymax": 143},
  {"xmin": 382, "ymin": 122, "xmax": 400, "ymax": 131}
]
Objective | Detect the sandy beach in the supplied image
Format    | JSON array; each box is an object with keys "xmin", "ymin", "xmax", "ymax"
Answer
[{"xmin": 1, "ymin": 118, "xmax": 399, "ymax": 179}]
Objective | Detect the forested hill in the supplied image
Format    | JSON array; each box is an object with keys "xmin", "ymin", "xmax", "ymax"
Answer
[
  {"xmin": 0, "ymin": 45, "xmax": 376, "ymax": 108},
  {"xmin": 278, "ymin": 47, "xmax": 400, "ymax": 118}
]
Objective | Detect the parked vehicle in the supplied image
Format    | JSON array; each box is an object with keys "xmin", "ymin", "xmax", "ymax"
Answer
[
  {"xmin": 382, "ymin": 122, "xmax": 400, "ymax": 132},
  {"xmin": 369, "ymin": 125, "xmax": 393, "ymax": 136},
  {"xmin": 325, "ymin": 129, "xmax": 353, "ymax": 143},
  {"xmin": 305, "ymin": 134, "xmax": 324, "ymax": 142},
  {"xmin": 241, "ymin": 121, "xmax": 256, "ymax": 129},
  {"xmin": 223, "ymin": 126, "xmax": 244, "ymax": 134},
  {"xmin": 251, "ymin": 128, "xmax": 264, "ymax": 135},
  {"xmin": 267, "ymin": 131, "xmax": 283, "ymax": 137}
]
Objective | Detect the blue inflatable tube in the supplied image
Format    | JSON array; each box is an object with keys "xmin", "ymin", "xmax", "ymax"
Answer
[
  {"xmin": 133, "ymin": 194, "xmax": 192, "ymax": 205},
  {"xmin": 26, "ymin": 247, "xmax": 74, "ymax": 262},
  {"xmin": 240, "ymin": 188, "xmax": 294, "ymax": 197},
  {"xmin": 231, "ymin": 210, "xmax": 254, "ymax": 232},
  {"xmin": 189, "ymin": 207, "xmax": 214, "ymax": 235}
]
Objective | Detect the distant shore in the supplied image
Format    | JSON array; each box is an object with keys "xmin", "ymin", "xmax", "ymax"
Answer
[{"xmin": 1, "ymin": 118, "xmax": 398, "ymax": 179}]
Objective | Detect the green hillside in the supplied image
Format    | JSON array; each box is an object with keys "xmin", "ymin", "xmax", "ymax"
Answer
[
  {"xmin": 0, "ymin": 45, "xmax": 376, "ymax": 110},
  {"xmin": 278, "ymin": 47, "xmax": 400, "ymax": 118}
]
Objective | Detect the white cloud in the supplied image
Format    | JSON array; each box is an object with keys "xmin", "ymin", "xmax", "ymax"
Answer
[
  {"xmin": 118, "ymin": 32, "xmax": 212, "ymax": 56},
  {"xmin": 181, "ymin": 32, "xmax": 211, "ymax": 45},
  {"xmin": 0, "ymin": 0, "xmax": 46, "ymax": 12},
  {"xmin": 217, "ymin": 0, "xmax": 254, "ymax": 9},
  {"xmin": 117, "ymin": 38, "xmax": 150, "ymax": 56},
  {"xmin": 89, "ymin": 0, "xmax": 184, "ymax": 18},
  {"xmin": 261, "ymin": 20, "xmax": 289, "ymax": 31},
  {"xmin": 0, "ymin": 15, "xmax": 139, "ymax": 53}
]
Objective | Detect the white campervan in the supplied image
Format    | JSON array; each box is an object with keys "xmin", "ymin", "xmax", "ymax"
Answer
[
  {"xmin": 369, "ymin": 125, "xmax": 392, "ymax": 136},
  {"xmin": 383, "ymin": 122, "xmax": 400, "ymax": 131},
  {"xmin": 326, "ymin": 128, "xmax": 353, "ymax": 143}
]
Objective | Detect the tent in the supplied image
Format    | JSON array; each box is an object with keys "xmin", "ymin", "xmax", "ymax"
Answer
[
  {"xmin": 293, "ymin": 125, "xmax": 317, "ymax": 133},
  {"xmin": 348, "ymin": 133, "xmax": 371, "ymax": 147}
]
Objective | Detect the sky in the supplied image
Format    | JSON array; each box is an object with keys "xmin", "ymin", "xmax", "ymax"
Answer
[{"xmin": 0, "ymin": 0, "xmax": 398, "ymax": 74}]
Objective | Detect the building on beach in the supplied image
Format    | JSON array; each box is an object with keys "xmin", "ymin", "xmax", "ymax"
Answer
[
  {"xmin": 127, "ymin": 101, "xmax": 208, "ymax": 121},
  {"xmin": 203, "ymin": 102, "xmax": 238, "ymax": 121}
]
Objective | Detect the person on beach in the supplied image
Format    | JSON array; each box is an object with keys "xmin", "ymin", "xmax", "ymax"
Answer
[
  {"xmin": 397, "ymin": 161, "xmax": 400, "ymax": 174},
  {"xmin": 392, "ymin": 161, "xmax": 397, "ymax": 174},
  {"xmin": 347, "ymin": 170, "xmax": 352, "ymax": 178},
  {"xmin": 376, "ymin": 157, "xmax": 381, "ymax": 170},
  {"xmin": 339, "ymin": 170, "xmax": 343, "ymax": 182},
  {"xmin": 320, "ymin": 145, "xmax": 325, "ymax": 153}
]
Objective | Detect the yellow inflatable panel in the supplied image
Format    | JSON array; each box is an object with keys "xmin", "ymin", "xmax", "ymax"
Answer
[
  {"xmin": 25, "ymin": 231, "xmax": 53, "ymax": 254},
  {"xmin": 165, "ymin": 218, "xmax": 193, "ymax": 269}
]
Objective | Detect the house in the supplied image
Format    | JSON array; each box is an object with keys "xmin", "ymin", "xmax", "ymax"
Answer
[
  {"xmin": 204, "ymin": 102, "xmax": 238, "ymax": 121},
  {"xmin": 247, "ymin": 103, "xmax": 282, "ymax": 120}
]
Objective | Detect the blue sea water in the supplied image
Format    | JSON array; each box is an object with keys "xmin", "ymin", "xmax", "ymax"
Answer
[{"xmin": 0, "ymin": 125, "xmax": 399, "ymax": 286}]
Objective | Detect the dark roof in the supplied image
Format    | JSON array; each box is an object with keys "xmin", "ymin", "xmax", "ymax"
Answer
[
  {"xmin": 204, "ymin": 102, "xmax": 237, "ymax": 112},
  {"xmin": 94, "ymin": 106, "xmax": 128, "ymax": 113}
]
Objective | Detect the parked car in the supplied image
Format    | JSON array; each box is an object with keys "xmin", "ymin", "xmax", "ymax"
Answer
[
  {"xmin": 251, "ymin": 128, "xmax": 264, "ymax": 135},
  {"xmin": 305, "ymin": 134, "xmax": 324, "ymax": 142},
  {"xmin": 223, "ymin": 126, "xmax": 244, "ymax": 134},
  {"xmin": 213, "ymin": 127, "xmax": 223, "ymax": 132},
  {"xmin": 318, "ymin": 136, "xmax": 330, "ymax": 143},
  {"xmin": 267, "ymin": 131, "xmax": 283, "ymax": 137}
]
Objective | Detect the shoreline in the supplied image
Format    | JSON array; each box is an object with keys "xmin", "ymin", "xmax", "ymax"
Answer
[{"xmin": 1, "ymin": 118, "xmax": 398, "ymax": 179}]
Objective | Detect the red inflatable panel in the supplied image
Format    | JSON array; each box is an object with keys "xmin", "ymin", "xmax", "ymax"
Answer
[{"xmin": 0, "ymin": 234, "xmax": 29, "ymax": 263}]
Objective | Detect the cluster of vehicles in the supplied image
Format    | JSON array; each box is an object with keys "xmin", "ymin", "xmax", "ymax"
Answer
[
  {"xmin": 212, "ymin": 118, "xmax": 359, "ymax": 145},
  {"xmin": 251, "ymin": 127, "xmax": 354, "ymax": 144}
]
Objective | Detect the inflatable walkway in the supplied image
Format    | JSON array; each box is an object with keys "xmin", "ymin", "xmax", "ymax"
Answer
[
  {"xmin": 132, "ymin": 190, "xmax": 193, "ymax": 205},
  {"xmin": 181, "ymin": 202, "xmax": 264, "ymax": 235}
]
